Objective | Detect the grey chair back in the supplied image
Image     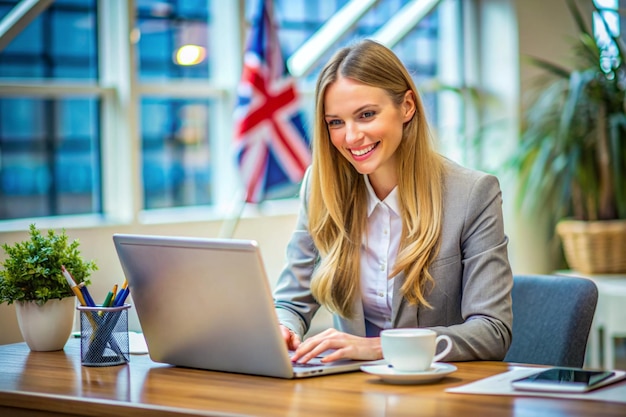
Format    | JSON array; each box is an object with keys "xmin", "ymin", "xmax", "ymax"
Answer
[{"xmin": 503, "ymin": 274, "xmax": 598, "ymax": 367}]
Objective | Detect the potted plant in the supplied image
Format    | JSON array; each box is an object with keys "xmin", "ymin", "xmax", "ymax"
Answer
[
  {"xmin": 509, "ymin": 0, "xmax": 626, "ymax": 274},
  {"xmin": 0, "ymin": 224, "xmax": 98, "ymax": 351}
]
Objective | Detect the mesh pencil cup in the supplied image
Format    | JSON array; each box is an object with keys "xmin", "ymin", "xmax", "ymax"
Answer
[{"xmin": 77, "ymin": 304, "xmax": 131, "ymax": 367}]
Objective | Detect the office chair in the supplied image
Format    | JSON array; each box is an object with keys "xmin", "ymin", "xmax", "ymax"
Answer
[{"xmin": 503, "ymin": 274, "xmax": 598, "ymax": 368}]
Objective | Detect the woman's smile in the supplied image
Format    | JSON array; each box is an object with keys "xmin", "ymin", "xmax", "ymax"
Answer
[{"xmin": 350, "ymin": 142, "xmax": 379, "ymax": 159}]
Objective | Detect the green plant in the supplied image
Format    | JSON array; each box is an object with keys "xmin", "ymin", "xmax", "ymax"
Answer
[
  {"xmin": 510, "ymin": 0, "xmax": 626, "ymax": 226},
  {"xmin": 0, "ymin": 224, "xmax": 97, "ymax": 306}
]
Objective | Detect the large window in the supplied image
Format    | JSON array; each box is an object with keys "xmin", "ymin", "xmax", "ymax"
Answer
[
  {"xmin": 0, "ymin": 97, "xmax": 101, "ymax": 219},
  {"xmin": 136, "ymin": 1, "xmax": 210, "ymax": 81},
  {"xmin": 0, "ymin": 0, "xmax": 99, "ymax": 220},
  {"xmin": 135, "ymin": 1, "xmax": 213, "ymax": 210},
  {"xmin": 140, "ymin": 97, "xmax": 213, "ymax": 209},
  {"xmin": 274, "ymin": 0, "xmax": 439, "ymax": 77},
  {"xmin": 0, "ymin": 0, "xmax": 461, "ymax": 225}
]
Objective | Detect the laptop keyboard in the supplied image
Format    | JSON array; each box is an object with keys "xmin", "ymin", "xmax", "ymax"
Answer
[
  {"xmin": 292, "ymin": 361, "xmax": 323, "ymax": 368},
  {"xmin": 288, "ymin": 350, "xmax": 330, "ymax": 368}
]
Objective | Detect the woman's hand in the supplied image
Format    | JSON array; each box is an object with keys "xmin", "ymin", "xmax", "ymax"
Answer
[
  {"xmin": 290, "ymin": 328, "xmax": 383, "ymax": 364},
  {"xmin": 279, "ymin": 325, "xmax": 301, "ymax": 351}
]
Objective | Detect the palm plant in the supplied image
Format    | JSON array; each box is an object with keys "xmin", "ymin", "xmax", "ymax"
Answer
[{"xmin": 511, "ymin": 0, "xmax": 626, "ymax": 225}]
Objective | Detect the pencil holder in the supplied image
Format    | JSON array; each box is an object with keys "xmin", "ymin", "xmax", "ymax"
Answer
[{"xmin": 77, "ymin": 304, "xmax": 131, "ymax": 367}]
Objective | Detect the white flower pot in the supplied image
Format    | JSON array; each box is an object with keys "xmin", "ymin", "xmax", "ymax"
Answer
[{"xmin": 15, "ymin": 297, "xmax": 76, "ymax": 351}]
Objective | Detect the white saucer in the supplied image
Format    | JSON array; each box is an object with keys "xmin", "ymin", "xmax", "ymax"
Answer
[{"xmin": 360, "ymin": 362, "xmax": 458, "ymax": 385}]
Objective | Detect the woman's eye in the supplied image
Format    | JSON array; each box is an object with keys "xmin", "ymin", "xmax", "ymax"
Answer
[
  {"xmin": 361, "ymin": 111, "xmax": 375, "ymax": 119},
  {"xmin": 327, "ymin": 119, "xmax": 343, "ymax": 127}
]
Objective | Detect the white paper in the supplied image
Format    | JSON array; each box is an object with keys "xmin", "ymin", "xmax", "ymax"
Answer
[
  {"xmin": 129, "ymin": 332, "xmax": 149, "ymax": 354},
  {"xmin": 445, "ymin": 367, "xmax": 626, "ymax": 403}
]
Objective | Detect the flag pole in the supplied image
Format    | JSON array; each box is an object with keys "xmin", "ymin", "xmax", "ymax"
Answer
[{"xmin": 219, "ymin": 192, "xmax": 247, "ymax": 238}]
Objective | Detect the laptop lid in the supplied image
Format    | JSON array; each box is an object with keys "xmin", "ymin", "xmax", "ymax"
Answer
[{"xmin": 112, "ymin": 233, "xmax": 375, "ymax": 378}]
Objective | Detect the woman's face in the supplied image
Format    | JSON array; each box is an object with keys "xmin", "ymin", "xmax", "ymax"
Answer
[{"xmin": 324, "ymin": 76, "xmax": 415, "ymax": 197}]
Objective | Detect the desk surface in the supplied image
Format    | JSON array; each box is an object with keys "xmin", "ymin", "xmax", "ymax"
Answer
[{"xmin": 1, "ymin": 340, "xmax": 626, "ymax": 417}]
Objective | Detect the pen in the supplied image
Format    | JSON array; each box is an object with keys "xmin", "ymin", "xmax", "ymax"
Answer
[
  {"xmin": 114, "ymin": 287, "xmax": 130, "ymax": 307},
  {"xmin": 99, "ymin": 287, "xmax": 115, "ymax": 317},
  {"xmin": 78, "ymin": 282, "xmax": 96, "ymax": 307},
  {"xmin": 119, "ymin": 287, "xmax": 130, "ymax": 305},
  {"xmin": 63, "ymin": 265, "xmax": 101, "ymax": 348},
  {"xmin": 113, "ymin": 280, "xmax": 128, "ymax": 306},
  {"xmin": 101, "ymin": 291, "xmax": 113, "ymax": 309},
  {"xmin": 61, "ymin": 265, "xmax": 87, "ymax": 306},
  {"xmin": 109, "ymin": 284, "xmax": 118, "ymax": 307}
]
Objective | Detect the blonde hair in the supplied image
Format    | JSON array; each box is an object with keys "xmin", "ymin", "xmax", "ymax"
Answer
[{"xmin": 308, "ymin": 39, "xmax": 444, "ymax": 318}]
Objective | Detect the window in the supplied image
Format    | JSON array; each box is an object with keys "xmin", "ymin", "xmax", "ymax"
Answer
[
  {"xmin": 136, "ymin": 1, "xmax": 210, "ymax": 80},
  {"xmin": 0, "ymin": 0, "xmax": 99, "ymax": 220},
  {"xmin": 594, "ymin": 0, "xmax": 619, "ymax": 70},
  {"xmin": 135, "ymin": 2, "xmax": 213, "ymax": 210},
  {"xmin": 140, "ymin": 97, "xmax": 213, "ymax": 209}
]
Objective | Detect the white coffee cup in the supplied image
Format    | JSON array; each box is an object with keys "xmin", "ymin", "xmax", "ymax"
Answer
[{"xmin": 380, "ymin": 328, "xmax": 453, "ymax": 372}]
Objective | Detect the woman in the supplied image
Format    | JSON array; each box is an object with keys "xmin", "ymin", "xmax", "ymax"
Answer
[{"xmin": 274, "ymin": 39, "xmax": 512, "ymax": 364}]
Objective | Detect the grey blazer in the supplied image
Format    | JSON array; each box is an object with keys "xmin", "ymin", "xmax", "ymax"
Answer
[{"xmin": 273, "ymin": 158, "xmax": 513, "ymax": 361}]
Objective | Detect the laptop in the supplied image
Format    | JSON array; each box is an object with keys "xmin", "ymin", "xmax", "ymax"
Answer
[{"xmin": 112, "ymin": 233, "xmax": 380, "ymax": 378}]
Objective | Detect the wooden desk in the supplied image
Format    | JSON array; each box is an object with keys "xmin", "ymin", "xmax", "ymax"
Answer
[{"xmin": 1, "ymin": 340, "xmax": 625, "ymax": 417}]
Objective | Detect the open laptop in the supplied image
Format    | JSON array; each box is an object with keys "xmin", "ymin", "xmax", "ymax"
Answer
[{"xmin": 112, "ymin": 233, "xmax": 380, "ymax": 378}]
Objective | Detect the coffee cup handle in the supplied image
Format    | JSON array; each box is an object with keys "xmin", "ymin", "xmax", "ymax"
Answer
[{"xmin": 432, "ymin": 334, "xmax": 453, "ymax": 363}]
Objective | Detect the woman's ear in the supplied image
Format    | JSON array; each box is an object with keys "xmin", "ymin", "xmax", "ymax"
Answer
[{"xmin": 402, "ymin": 90, "xmax": 416, "ymax": 122}]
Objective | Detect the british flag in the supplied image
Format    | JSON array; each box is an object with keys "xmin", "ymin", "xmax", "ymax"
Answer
[{"xmin": 233, "ymin": 0, "xmax": 311, "ymax": 204}]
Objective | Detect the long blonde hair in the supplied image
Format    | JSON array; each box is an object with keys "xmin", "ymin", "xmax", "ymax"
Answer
[{"xmin": 308, "ymin": 39, "xmax": 444, "ymax": 318}]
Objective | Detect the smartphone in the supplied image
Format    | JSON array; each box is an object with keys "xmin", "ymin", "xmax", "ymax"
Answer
[{"xmin": 511, "ymin": 367, "xmax": 616, "ymax": 393}]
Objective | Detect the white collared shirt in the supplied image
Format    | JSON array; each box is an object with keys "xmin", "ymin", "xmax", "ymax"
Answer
[{"xmin": 360, "ymin": 175, "xmax": 402, "ymax": 336}]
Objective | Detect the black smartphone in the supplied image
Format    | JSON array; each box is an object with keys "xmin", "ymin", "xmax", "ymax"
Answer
[{"xmin": 511, "ymin": 367, "xmax": 616, "ymax": 393}]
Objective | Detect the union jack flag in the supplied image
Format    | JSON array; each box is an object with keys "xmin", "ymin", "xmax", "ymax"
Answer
[{"xmin": 233, "ymin": 0, "xmax": 311, "ymax": 204}]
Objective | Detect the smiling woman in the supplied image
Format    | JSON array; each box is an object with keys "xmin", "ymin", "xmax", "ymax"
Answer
[{"xmin": 273, "ymin": 39, "xmax": 513, "ymax": 365}]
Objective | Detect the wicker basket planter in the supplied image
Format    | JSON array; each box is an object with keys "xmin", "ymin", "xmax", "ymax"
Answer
[{"xmin": 556, "ymin": 219, "xmax": 626, "ymax": 274}]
